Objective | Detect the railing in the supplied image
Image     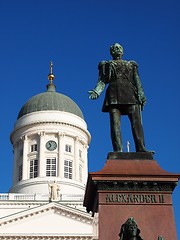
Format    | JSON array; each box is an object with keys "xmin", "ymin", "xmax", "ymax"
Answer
[{"xmin": 0, "ymin": 193, "xmax": 84, "ymax": 201}]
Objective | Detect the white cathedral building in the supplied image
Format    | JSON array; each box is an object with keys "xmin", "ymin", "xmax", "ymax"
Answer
[{"xmin": 0, "ymin": 63, "xmax": 98, "ymax": 240}]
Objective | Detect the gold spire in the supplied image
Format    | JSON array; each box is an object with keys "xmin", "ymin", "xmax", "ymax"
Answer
[{"xmin": 48, "ymin": 61, "xmax": 55, "ymax": 84}]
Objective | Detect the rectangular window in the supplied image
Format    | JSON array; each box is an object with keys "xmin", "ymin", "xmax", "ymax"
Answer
[
  {"xmin": 65, "ymin": 144, "xmax": 72, "ymax": 153},
  {"xmin": 79, "ymin": 164, "xmax": 82, "ymax": 182},
  {"xmin": 29, "ymin": 159, "xmax": 38, "ymax": 178},
  {"xmin": 46, "ymin": 158, "xmax": 56, "ymax": 177},
  {"xmin": 79, "ymin": 150, "xmax": 82, "ymax": 158},
  {"xmin": 64, "ymin": 160, "xmax": 72, "ymax": 179},
  {"xmin": 18, "ymin": 164, "xmax": 22, "ymax": 181},
  {"xmin": 20, "ymin": 149, "xmax": 23, "ymax": 157},
  {"xmin": 31, "ymin": 144, "xmax": 37, "ymax": 152}
]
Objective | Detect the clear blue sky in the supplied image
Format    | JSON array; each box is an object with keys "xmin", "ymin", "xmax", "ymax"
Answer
[{"xmin": 0, "ymin": 0, "xmax": 180, "ymax": 237}]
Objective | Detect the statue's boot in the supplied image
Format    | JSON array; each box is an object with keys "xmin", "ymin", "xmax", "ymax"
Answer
[{"xmin": 128, "ymin": 105, "xmax": 154, "ymax": 153}]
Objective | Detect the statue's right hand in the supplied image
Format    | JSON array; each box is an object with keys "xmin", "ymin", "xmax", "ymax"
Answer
[{"xmin": 88, "ymin": 90, "xmax": 99, "ymax": 100}]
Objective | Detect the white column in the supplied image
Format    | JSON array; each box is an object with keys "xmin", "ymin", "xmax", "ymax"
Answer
[
  {"xmin": 58, "ymin": 132, "xmax": 65, "ymax": 178},
  {"xmin": 74, "ymin": 136, "xmax": 79, "ymax": 181},
  {"xmin": 22, "ymin": 135, "xmax": 28, "ymax": 180},
  {"xmin": 38, "ymin": 131, "xmax": 45, "ymax": 177}
]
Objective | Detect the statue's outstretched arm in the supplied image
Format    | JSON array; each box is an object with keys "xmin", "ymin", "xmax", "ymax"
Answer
[
  {"xmin": 88, "ymin": 61, "xmax": 108, "ymax": 100},
  {"xmin": 88, "ymin": 80, "xmax": 106, "ymax": 99}
]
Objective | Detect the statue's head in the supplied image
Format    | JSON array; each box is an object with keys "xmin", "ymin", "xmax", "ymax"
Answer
[
  {"xmin": 119, "ymin": 217, "xmax": 142, "ymax": 240},
  {"xmin": 110, "ymin": 43, "xmax": 124, "ymax": 58}
]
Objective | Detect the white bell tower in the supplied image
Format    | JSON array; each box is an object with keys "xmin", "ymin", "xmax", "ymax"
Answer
[{"xmin": 10, "ymin": 62, "xmax": 91, "ymax": 196}]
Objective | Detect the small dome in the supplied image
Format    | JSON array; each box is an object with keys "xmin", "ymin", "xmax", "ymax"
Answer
[{"xmin": 17, "ymin": 84, "xmax": 84, "ymax": 119}]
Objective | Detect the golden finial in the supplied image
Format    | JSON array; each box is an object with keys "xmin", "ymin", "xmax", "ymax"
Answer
[{"xmin": 48, "ymin": 61, "xmax": 55, "ymax": 84}]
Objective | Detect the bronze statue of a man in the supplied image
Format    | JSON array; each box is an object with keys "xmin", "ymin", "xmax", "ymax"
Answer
[{"xmin": 88, "ymin": 43, "xmax": 149, "ymax": 152}]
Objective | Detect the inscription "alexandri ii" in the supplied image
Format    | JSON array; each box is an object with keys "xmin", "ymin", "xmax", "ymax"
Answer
[{"xmin": 105, "ymin": 193, "xmax": 165, "ymax": 204}]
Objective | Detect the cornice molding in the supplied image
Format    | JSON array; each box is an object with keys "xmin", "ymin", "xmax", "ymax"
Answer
[
  {"xmin": 0, "ymin": 201, "xmax": 84, "ymax": 207},
  {"xmin": 13, "ymin": 120, "xmax": 89, "ymax": 137},
  {"xmin": 0, "ymin": 235, "xmax": 93, "ymax": 240},
  {"xmin": 12, "ymin": 121, "xmax": 90, "ymax": 146}
]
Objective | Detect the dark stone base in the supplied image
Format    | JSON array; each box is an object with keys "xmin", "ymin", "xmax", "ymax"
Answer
[
  {"xmin": 107, "ymin": 151, "xmax": 154, "ymax": 160},
  {"xmin": 84, "ymin": 156, "xmax": 180, "ymax": 240}
]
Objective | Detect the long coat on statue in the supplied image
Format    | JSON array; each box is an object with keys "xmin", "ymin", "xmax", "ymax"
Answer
[{"xmin": 96, "ymin": 59, "xmax": 146, "ymax": 114}]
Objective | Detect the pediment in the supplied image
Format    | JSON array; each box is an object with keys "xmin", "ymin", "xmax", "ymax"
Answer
[{"xmin": 0, "ymin": 202, "xmax": 93, "ymax": 235}]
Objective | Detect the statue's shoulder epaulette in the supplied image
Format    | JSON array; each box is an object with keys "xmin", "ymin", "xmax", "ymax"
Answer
[
  {"xmin": 98, "ymin": 61, "xmax": 108, "ymax": 69},
  {"xmin": 129, "ymin": 60, "xmax": 138, "ymax": 67}
]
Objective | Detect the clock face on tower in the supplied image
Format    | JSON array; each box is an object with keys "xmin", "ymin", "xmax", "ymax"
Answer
[{"xmin": 46, "ymin": 140, "xmax": 57, "ymax": 151}]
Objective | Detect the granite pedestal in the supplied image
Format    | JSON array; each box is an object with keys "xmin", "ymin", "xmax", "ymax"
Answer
[{"xmin": 84, "ymin": 153, "xmax": 180, "ymax": 240}]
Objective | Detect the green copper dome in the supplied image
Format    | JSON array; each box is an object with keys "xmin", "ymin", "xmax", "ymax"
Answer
[{"xmin": 17, "ymin": 84, "xmax": 84, "ymax": 119}]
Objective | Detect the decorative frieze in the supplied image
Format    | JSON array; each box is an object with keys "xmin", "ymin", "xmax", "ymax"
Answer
[{"xmin": 95, "ymin": 180, "xmax": 177, "ymax": 192}]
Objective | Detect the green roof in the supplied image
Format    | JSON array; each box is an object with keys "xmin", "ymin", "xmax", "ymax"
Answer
[{"xmin": 17, "ymin": 84, "xmax": 84, "ymax": 119}]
